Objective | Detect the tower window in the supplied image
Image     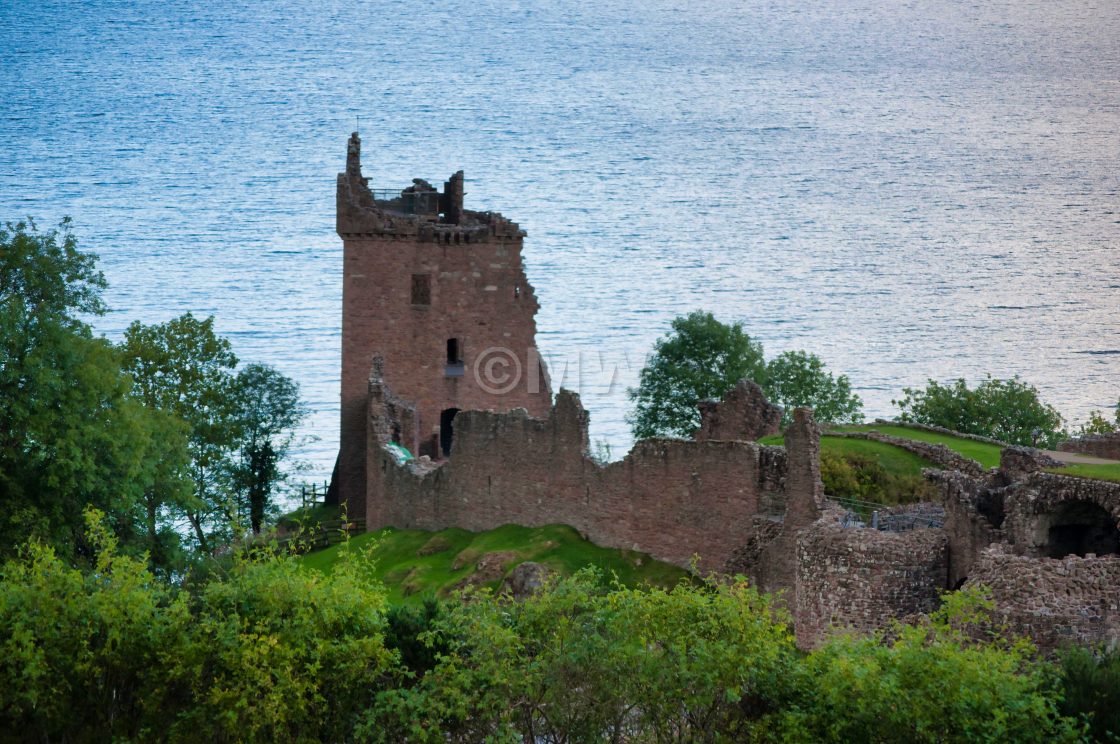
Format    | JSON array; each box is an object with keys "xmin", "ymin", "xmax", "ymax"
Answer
[
  {"xmin": 446, "ymin": 338, "xmax": 461, "ymax": 364},
  {"xmin": 411, "ymin": 274, "xmax": 431, "ymax": 305}
]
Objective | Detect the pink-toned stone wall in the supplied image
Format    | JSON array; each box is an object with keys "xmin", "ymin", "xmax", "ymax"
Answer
[
  {"xmin": 338, "ymin": 133, "xmax": 552, "ymax": 520},
  {"xmin": 966, "ymin": 547, "xmax": 1120, "ymax": 652},
  {"xmin": 366, "ymin": 387, "xmax": 804, "ymax": 573},
  {"xmin": 1058, "ymin": 433, "xmax": 1120, "ymax": 462},
  {"xmin": 794, "ymin": 515, "xmax": 948, "ymax": 648}
]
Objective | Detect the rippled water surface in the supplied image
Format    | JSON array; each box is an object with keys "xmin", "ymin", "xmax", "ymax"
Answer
[{"xmin": 3, "ymin": 0, "xmax": 1118, "ymax": 479}]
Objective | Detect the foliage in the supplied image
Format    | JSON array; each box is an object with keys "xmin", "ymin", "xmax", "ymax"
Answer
[
  {"xmin": 0, "ymin": 510, "xmax": 180, "ymax": 741},
  {"xmin": 819, "ymin": 448, "xmax": 937, "ymax": 507},
  {"xmin": 231, "ymin": 363, "xmax": 308, "ymax": 533},
  {"xmin": 385, "ymin": 598, "xmax": 447, "ymax": 677},
  {"xmin": 893, "ymin": 375, "xmax": 1064, "ymax": 448},
  {"xmin": 628, "ymin": 311, "xmax": 863, "ymax": 439},
  {"xmin": 765, "ymin": 350, "xmax": 864, "ymax": 428},
  {"xmin": 0, "ymin": 509, "xmax": 395, "ymax": 742},
  {"xmin": 784, "ymin": 588, "xmax": 1082, "ymax": 743},
  {"xmin": 628, "ymin": 311, "xmax": 766, "ymax": 439},
  {"xmin": 0, "ymin": 516, "xmax": 1095, "ymax": 742},
  {"xmin": 1057, "ymin": 645, "xmax": 1120, "ymax": 742},
  {"xmin": 1076, "ymin": 402, "xmax": 1120, "ymax": 437},
  {"xmin": 0, "ymin": 219, "xmax": 187, "ymax": 563},
  {"xmin": 364, "ymin": 571, "xmax": 799, "ymax": 742},
  {"xmin": 119, "ymin": 313, "xmax": 241, "ymax": 553}
]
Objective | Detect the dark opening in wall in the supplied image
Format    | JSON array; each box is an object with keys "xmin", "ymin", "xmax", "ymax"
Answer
[
  {"xmin": 445, "ymin": 338, "xmax": 464, "ymax": 377},
  {"xmin": 410, "ymin": 274, "xmax": 431, "ymax": 305},
  {"xmin": 1045, "ymin": 500, "xmax": 1120, "ymax": 558},
  {"xmin": 440, "ymin": 408, "xmax": 460, "ymax": 457}
]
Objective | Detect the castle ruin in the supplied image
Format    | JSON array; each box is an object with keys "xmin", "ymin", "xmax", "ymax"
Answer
[{"xmin": 334, "ymin": 135, "xmax": 1120, "ymax": 652}]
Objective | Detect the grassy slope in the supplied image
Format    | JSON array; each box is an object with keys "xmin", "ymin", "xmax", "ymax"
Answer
[
  {"xmin": 300, "ymin": 523, "xmax": 690, "ymax": 605},
  {"xmin": 831, "ymin": 424, "xmax": 1004, "ymax": 468},
  {"xmin": 760, "ymin": 434, "xmax": 938, "ymax": 477},
  {"xmin": 1046, "ymin": 463, "xmax": 1120, "ymax": 484}
]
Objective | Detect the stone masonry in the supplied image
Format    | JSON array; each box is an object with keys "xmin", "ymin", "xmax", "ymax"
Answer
[
  {"xmin": 337, "ymin": 141, "xmax": 1120, "ymax": 653},
  {"xmin": 337, "ymin": 133, "xmax": 552, "ymax": 521},
  {"xmin": 1059, "ymin": 432, "xmax": 1120, "ymax": 462},
  {"xmin": 694, "ymin": 379, "xmax": 782, "ymax": 442}
]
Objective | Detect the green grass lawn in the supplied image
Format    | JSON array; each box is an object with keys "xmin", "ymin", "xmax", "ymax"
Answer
[
  {"xmin": 831, "ymin": 424, "xmax": 1005, "ymax": 469},
  {"xmin": 1047, "ymin": 463, "xmax": 1120, "ymax": 484},
  {"xmin": 760, "ymin": 434, "xmax": 938, "ymax": 477},
  {"xmin": 300, "ymin": 523, "xmax": 690, "ymax": 605}
]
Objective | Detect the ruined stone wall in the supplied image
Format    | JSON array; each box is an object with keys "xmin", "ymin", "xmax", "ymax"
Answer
[
  {"xmin": 1002, "ymin": 472, "xmax": 1120, "ymax": 557},
  {"xmin": 794, "ymin": 516, "xmax": 948, "ymax": 648},
  {"xmin": 1058, "ymin": 433, "xmax": 1120, "ymax": 462},
  {"xmin": 966, "ymin": 547, "xmax": 1120, "ymax": 652},
  {"xmin": 366, "ymin": 389, "xmax": 803, "ymax": 573},
  {"xmin": 929, "ymin": 469, "xmax": 1007, "ymax": 587},
  {"xmin": 694, "ymin": 380, "xmax": 781, "ymax": 442},
  {"xmin": 338, "ymin": 133, "xmax": 552, "ymax": 519}
]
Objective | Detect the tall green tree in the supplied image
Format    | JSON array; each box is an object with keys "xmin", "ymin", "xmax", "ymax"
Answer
[
  {"xmin": 627, "ymin": 311, "xmax": 766, "ymax": 439},
  {"xmin": 0, "ymin": 219, "xmax": 174, "ymax": 561},
  {"xmin": 627, "ymin": 311, "xmax": 863, "ymax": 439},
  {"xmin": 119, "ymin": 313, "xmax": 241, "ymax": 553},
  {"xmin": 893, "ymin": 375, "xmax": 1064, "ymax": 447},
  {"xmin": 766, "ymin": 350, "xmax": 864, "ymax": 428},
  {"xmin": 231, "ymin": 363, "xmax": 307, "ymax": 534}
]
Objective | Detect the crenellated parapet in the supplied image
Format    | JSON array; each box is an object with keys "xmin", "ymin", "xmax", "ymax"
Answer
[{"xmin": 336, "ymin": 132, "xmax": 524, "ymax": 241}]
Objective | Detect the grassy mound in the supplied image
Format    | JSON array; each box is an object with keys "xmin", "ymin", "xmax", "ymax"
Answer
[
  {"xmin": 300, "ymin": 523, "xmax": 690, "ymax": 605},
  {"xmin": 831, "ymin": 424, "xmax": 1004, "ymax": 468},
  {"xmin": 760, "ymin": 434, "xmax": 937, "ymax": 477},
  {"xmin": 1047, "ymin": 463, "xmax": 1120, "ymax": 484}
]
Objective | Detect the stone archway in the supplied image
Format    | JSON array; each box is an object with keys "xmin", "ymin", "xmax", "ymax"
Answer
[{"xmin": 1044, "ymin": 500, "xmax": 1120, "ymax": 558}]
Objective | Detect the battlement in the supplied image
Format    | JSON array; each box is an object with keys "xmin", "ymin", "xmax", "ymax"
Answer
[{"xmin": 336, "ymin": 132, "xmax": 523, "ymax": 241}]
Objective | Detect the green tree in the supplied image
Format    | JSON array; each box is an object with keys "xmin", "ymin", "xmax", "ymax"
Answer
[
  {"xmin": 627, "ymin": 312, "xmax": 863, "ymax": 439},
  {"xmin": 766, "ymin": 350, "xmax": 864, "ymax": 427},
  {"xmin": 119, "ymin": 313, "xmax": 241, "ymax": 553},
  {"xmin": 1076, "ymin": 401, "xmax": 1119, "ymax": 437},
  {"xmin": 0, "ymin": 219, "xmax": 178, "ymax": 561},
  {"xmin": 627, "ymin": 311, "xmax": 766, "ymax": 439},
  {"xmin": 893, "ymin": 375, "xmax": 1064, "ymax": 448},
  {"xmin": 231, "ymin": 363, "xmax": 307, "ymax": 534}
]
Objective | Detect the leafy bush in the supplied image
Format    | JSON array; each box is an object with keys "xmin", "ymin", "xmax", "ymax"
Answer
[
  {"xmin": 894, "ymin": 375, "xmax": 1064, "ymax": 448},
  {"xmin": 0, "ymin": 510, "xmax": 395, "ymax": 742},
  {"xmin": 1057, "ymin": 645, "xmax": 1120, "ymax": 742},
  {"xmin": 0, "ymin": 516, "xmax": 1093, "ymax": 743},
  {"xmin": 785, "ymin": 589, "xmax": 1082, "ymax": 743},
  {"xmin": 820, "ymin": 450, "xmax": 936, "ymax": 507},
  {"xmin": 1076, "ymin": 403, "xmax": 1120, "ymax": 437},
  {"xmin": 365, "ymin": 570, "xmax": 799, "ymax": 742}
]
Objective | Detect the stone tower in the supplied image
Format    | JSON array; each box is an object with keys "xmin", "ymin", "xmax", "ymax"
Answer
[{"xmin": 337, "ymin": 133, "xmax": 553, "ymax": 521}]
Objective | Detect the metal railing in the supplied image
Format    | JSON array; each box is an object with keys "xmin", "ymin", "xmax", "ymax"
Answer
[{"xmin": 833, "ymin": 496, "xmax": 945, "ymax": 532}]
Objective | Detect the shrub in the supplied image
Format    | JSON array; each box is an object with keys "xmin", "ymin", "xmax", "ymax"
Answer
[
  {"xmin": 784, "ymin": 589, "xmax": 1082, "ymax": 743},
  {"xmin": 1057, "ymin": 645, "xmax": 1120, "ymax": 742},
  {"xmin": 894, "ymin": 376, "xmax": 1064, "ymax": 448},
  {"xmin": 820, "ymin": 450, "xmax": 935, "ymax": 507}
]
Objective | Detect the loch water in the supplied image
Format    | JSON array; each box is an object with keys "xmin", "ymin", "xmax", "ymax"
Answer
[{"xmin": 2, "ymin": 0, "xmax": 1119, "ymax": 481}]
